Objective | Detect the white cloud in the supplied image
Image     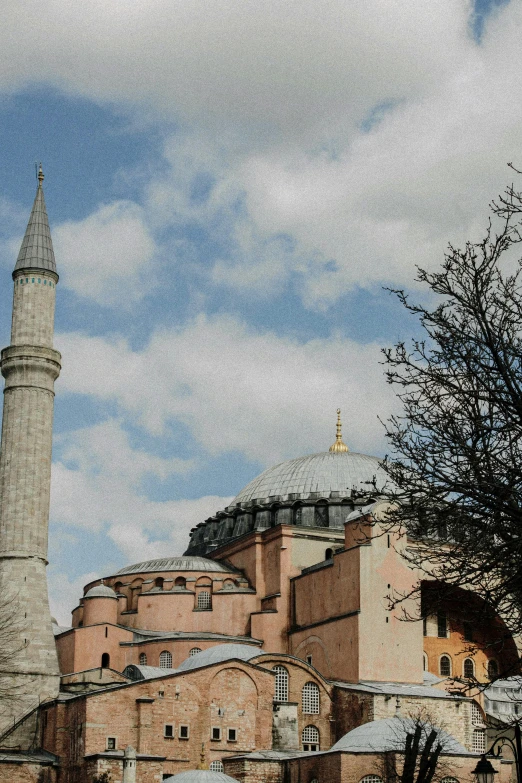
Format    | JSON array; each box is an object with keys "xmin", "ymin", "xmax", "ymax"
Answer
[
  {"xmin": 56, "ymin": 315, "xmax": 397, "ymax": 465},
  {"xmin": 52, "ymin": 201, "xmax": 156, "ymax": 305},
  {"xmin": 50, "ymin": 419, "xmax": 233, "ymax": 568},
  {"xmin": 48, "ymin": 569, "xmax": 101, "ymax": 627}
]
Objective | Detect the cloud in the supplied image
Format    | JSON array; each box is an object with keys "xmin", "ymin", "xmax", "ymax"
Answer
[
  {"xmin": 56, "ymin": 315, "xmax": 397, "ymax": 465},
  {"xmin": 52, "ymin": 201, "xmax": 156, "ymax": 305},
  {"xmin": 50, "ymin": 419, "xmax": 233, "ymax": 564}
]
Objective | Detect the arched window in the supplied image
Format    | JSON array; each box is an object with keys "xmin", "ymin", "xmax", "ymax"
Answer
[
  {"xmin": 463, "ymin": 658, "xmax": 475, "ymax": 678},
  {"xmin": 159, "ymin": 650, "xmax": 172, "ymax": 668},
  {"xmin": 302, "ymin": 682, "xmax": 320, "ymax": 714},
  {"xmin": 273, "ymin": 665, "xmax": 289, "ymax": 702},
  {"xmin": 325, "ymin": 548, "xmax": 334, "ymax": 560},
  {"xmin": 439, "ymin": 655, "xmax": 451, "ymax": 677},
  {"xmin": 302, "ymin": 725, "xmax": 320, "ymax": 751},
  {"xmin": 101, "ymin": 653, "xmax": 110, "ymax": 668},
  {"xmin": 174, "ymin": 576, "xmax": 186, "ymax": 589},
  {"xmin": 360, "ymin": 777, "xmax": 383, "ymax": 783},
  {"xmin": 139, "ymin": 653, "xmax": 147, "ymax": 665},
  {"xmin": 154, "ymin": 577, "xmax": 164, "ymax": 590},
  {"xmin": 488, "ymin": 659, "xmax": 499, "ymax": 678},
  {"xmin": 209, "ymin": 761, "xmax": 224, "ymax": 772},
  {"xmin": 197, "ymin": 591, "xmax": 212, "ymax": 610},
  {"xmin": 114, "ymin": 581, "xmax": 123, "ymax": 594},
  {"xmin": 189, "ymin": 647, "xmax": 202, "ymax": 657},
  {"xmin": 314, "ymin": 503, "xmax": 328, "ymax": 527}
]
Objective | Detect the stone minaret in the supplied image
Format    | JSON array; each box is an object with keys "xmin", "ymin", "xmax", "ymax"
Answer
[{"xmin": 0, "ymin": 167, "xmax": 61, "ymax": 721}]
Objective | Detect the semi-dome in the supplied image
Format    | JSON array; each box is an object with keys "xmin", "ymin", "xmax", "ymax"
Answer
[
  {"xmin": 331, "ymin": 717, "xmax": 469, "ymax": 755},
  {"xmin": 164, "ymin": 771, "xmax": 240, "ymax": 783},
  {"xmin": 233, "ymin": 451, "xmax": 388, "ymax": 504},
  {"xmin": 84, "ymin": 584, "xmax": 118, "ymax": 599},
  {"xmin": 177, "ymin": 643, "xmax": 262, "ymax": 672},
  {"xmin": 115, "ymin": 556, "xmax": 239, "ymax": 576}
]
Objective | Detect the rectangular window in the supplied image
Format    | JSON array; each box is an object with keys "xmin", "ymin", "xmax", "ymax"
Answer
[
  {"xmin": 179, "ymin": 725, "xmax": 190, "ymax": 740},
  {"xmin": 211, "ymin": 727, "xmax": 221, "ymax": 741},
  {"xmin": 106, "ymin": 737, "xmax": 117, "ymax": 750},
  {"xmin": 437, "ymin": 611, "xmax": 448, "ymax": 638},
  {"xmin": 227, "ymin": 728, "xmax": 237, "ymax": 742},
  {"xmin": 463, "ymin": 621, "xmax": 473, "ymax": 642},
  {"xmin": 306, "ymin": 655, "xmax": 313, "ymax": 666},
  {"xmin": 164, "ymin": 724, "xmax": 174, "ymax": 738}
]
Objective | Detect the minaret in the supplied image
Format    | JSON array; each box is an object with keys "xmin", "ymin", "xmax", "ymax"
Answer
[{"xmin": 0, "ymin": 167, "xmax": 61, "ymax": 720}]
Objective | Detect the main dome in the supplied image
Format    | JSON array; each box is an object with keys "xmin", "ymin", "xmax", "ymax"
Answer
[
  {"xmin": 185, "ymin": 449, "xmax": 389, "ymax": 556},
  {"xmin": 233, "ymin": 451, "xmax": 388, "ymax": 504}
]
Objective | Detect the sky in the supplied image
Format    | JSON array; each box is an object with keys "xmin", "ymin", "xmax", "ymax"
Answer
[{"xmin": 0, "ymin": 0, "xmax": 520, "ymax": 623}]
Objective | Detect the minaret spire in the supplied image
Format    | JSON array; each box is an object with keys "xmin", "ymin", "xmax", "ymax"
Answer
[
  {"xmin": 329, "ymin": 408, "xmax": 349, "ymax": 453},
  {"xmin": 0, "ymin": 169, "xmax": 61, "ymax": 731}
]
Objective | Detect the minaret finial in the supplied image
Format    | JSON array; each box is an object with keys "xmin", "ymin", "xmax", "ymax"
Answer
[
  {"xmin": 38, "ymin": 163, "xmax": 44, "ymax": 186},
  {"xmin": 329, "ymin": 408, "xmax": 349, "ymax": 453},
  {"xmin": 198, "ymin": 742, "xmax": 207, "ymax": 769}
]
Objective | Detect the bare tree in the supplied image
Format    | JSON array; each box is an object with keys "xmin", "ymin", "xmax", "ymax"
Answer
[
  {"xmin": 379, "ymin": 711, "xmax": 456, "ymax": 783},
  {"xmin": 377, "ymin": 169, "xmax": 522, "ymax": 652}
]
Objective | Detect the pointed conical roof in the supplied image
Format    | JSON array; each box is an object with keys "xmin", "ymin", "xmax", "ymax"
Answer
[{"xmin": 14, "ymin": 167, "xmax": 57, "ymax": 276}]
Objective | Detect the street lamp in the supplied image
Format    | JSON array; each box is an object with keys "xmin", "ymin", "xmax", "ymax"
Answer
[{"xmin": 472, "ymin": 755, "xmax": 498, "ymax": 783}]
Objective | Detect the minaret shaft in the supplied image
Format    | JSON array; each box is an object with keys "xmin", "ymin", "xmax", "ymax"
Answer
[{"xmin": 0, "ymin": 173, "xmax": 61, "ymax": 729}]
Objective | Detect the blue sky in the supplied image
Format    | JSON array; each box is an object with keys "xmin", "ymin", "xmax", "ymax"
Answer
[{"xmin": 0, "ymin": 0, "xmax": 519, "ymax": 622}]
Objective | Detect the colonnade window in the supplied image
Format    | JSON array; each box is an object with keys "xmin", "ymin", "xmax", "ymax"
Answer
[
  {"xmin": 463, "ymin": 658, "xmax": 475, "ymax": 678},
  {"xmin": 439, "ymin": 655, "xmax": 451, "ymax": 677},
  {"xmin": 302, "ymin": 682, "xmax": 320, "ymax": 714},
  {"xmin": 302, "ymin": 725, "xmax": 319, "ymax": 751},
  {"xmin": 159, "ymin": 650, "xmax": 172, "ymax": 668},
  {"xmin": 139, "ymin": 653, "xmax": 147, "ymax": 665},
  {"xmin": 189, "ymin": 647, "xmax": 202, "ymax": 657},
  {"xmin": 273, "ymin": 665, "xmax": 289, "ymax": 702},
  {"xmin": 488, "ymin": 659, "xmax": 499, "ymax": 678},
  {"xmin": 197, "ymin": 591, "xmax": 212, "ymax": 610}
]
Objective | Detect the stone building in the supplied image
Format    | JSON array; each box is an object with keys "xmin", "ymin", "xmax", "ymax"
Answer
[{"xmin": 0, "ymin": 176, "xmax": 517, "ymax": 782}]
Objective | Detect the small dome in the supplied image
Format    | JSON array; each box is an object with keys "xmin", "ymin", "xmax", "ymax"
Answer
[
  {"xmin": 163, "ymin": 772, "xmax": 240, "ymax": 783},
  {"xmin": 84, "ymin": 584, "xmax": 118, "ymax": 599},
  {"xmin": 233, "ymin": 451, "xmax": 388, "ymax": 504},
  {"xmin": 115, "ymin": 556, "xmax": 238, "ymax": 576},
  {"xmin": 331, "ymin": 717, "xmax": 469, "ymax": 755},
  {"xmin": 177, "ymin": 643, "xmax": 262, "ymax": 673}
]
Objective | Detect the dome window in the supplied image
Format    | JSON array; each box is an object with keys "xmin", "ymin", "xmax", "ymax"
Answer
[
  {"xmin": 302, "ymin": 682, "xmax": 320, "ymax": 714},
  {"xmin": 159, "ymin": 650, "xmax": 172, "ymax": 668},
  {"xmin": 302, "ymin": 725, "xmax": 319, "ymax": 751},
  {"xmin": 174, "ymin": 577, "xmax": 186, "ymax": 589},
  {"xmin": 189, "ymin": 647, "xmax": 202, "ymax": 657},
  {"xmin": 273, "ymin": 665, "xmax": 289, "ymax": 702}
]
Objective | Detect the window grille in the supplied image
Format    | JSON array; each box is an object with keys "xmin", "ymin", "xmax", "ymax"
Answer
[
  {"xmin": 360, "ymin": 777, "xmax": 383, "ymax": 783},
  {"xmin": 159, "ymin": 650, "xmax": 172, "ymax": 668},
  {"xmin": 441, "ymin": 778, "xmax": 460, "ymax": 783},
  {"xmin": 210, "ymin": 761, "xmax": 224, "ymax": 772},
  {"xmin": 139, "ymin": 653, "xmax": 147, "ymax": 665},
  {"xmin": 273, "ymin": 666, "xmax": 289, "ymax": 702},
  {"xmin": 197, "ymin": 591, "xmax": 212, "ymax": 610},
  {"xmin": 189, "ymin": 647, "xmax": 202, "ymax": 657},
  {"xmin": 302, "ymin": 682, "xmax": 320, "ymax": 714},
  {"xmin": 439, "ymin": 655, "xmax": 451, "ymax": 677},
  {"xmin": 471, "ymin": 702, "xmax": 483, "ymax": 725},
  {"xmin": 302, "ymin": 725, "xmax": 320, "ymax": 751},
  {"xmin": 488, "ymin": 659, "xmax": 499, "ymax": 678},
  {"xmin": 437, "ymin": 611, "xmax": 448, "ymax": 638},
  {"xmin": 314, "ymin": 505, "xmax": 328, "ymax": 527},
  {"xmin": 463, "ymin": 658, "xmax": 474, "ymax": 678},
  {"xmin": 472, "ymin": 729, "xmax": 486, "ymax": 753}
]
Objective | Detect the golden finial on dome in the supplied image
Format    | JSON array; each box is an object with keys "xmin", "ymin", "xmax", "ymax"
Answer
[
  {"xmin": 198, "ymin": 743, "xmax": 207, "ymax": 769},
  {"xmin": 329, "ymin": 408, "xmax": 349, "ymax": 453}
]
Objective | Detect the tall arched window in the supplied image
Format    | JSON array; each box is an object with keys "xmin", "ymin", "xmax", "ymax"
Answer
[
  {"xmin": 159, "ymin": 650, "xmax": 172, "ymax": 668},
  {"xmin": 139, "ymin": 653, "xmax": 147, "ymax": 665},
  {"xmin": 439, "ymin": 655, "xmax": 451, "ymax": 677},
  {"xmin": 463, "ymin": 658, "xmax": 475, "ymax": 678},
  {"xmin": 302, "ymin": 682, "xmax": 320, "ymax": 714},
  {"xmin": 488, "ymin": 659, "xmax": 499, "ymax": 678},
  {"xmin": 302, "ymin": 725, "xmax": 320, "ymax": 751},
  {"xmin": 189, "ymin": 647, "xmax": 202, "ymax": 657},
  {"xmin": 273, "ymin": 665, "xmax": 289, "ymax": 702},
  {"xmin": 197, "ymin": 591, "xmax": 212, "ymax": 610},
  {"xmin": 101, "ymin": 653, "xmax": 110, "ymax": 668},
  {"xmin": 209, "ymin": 761, "xmax": 224, "ymax": 772},
  {"xmin": 325, "ymin": 548, "xmax": 334, "ymax": 560}
]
